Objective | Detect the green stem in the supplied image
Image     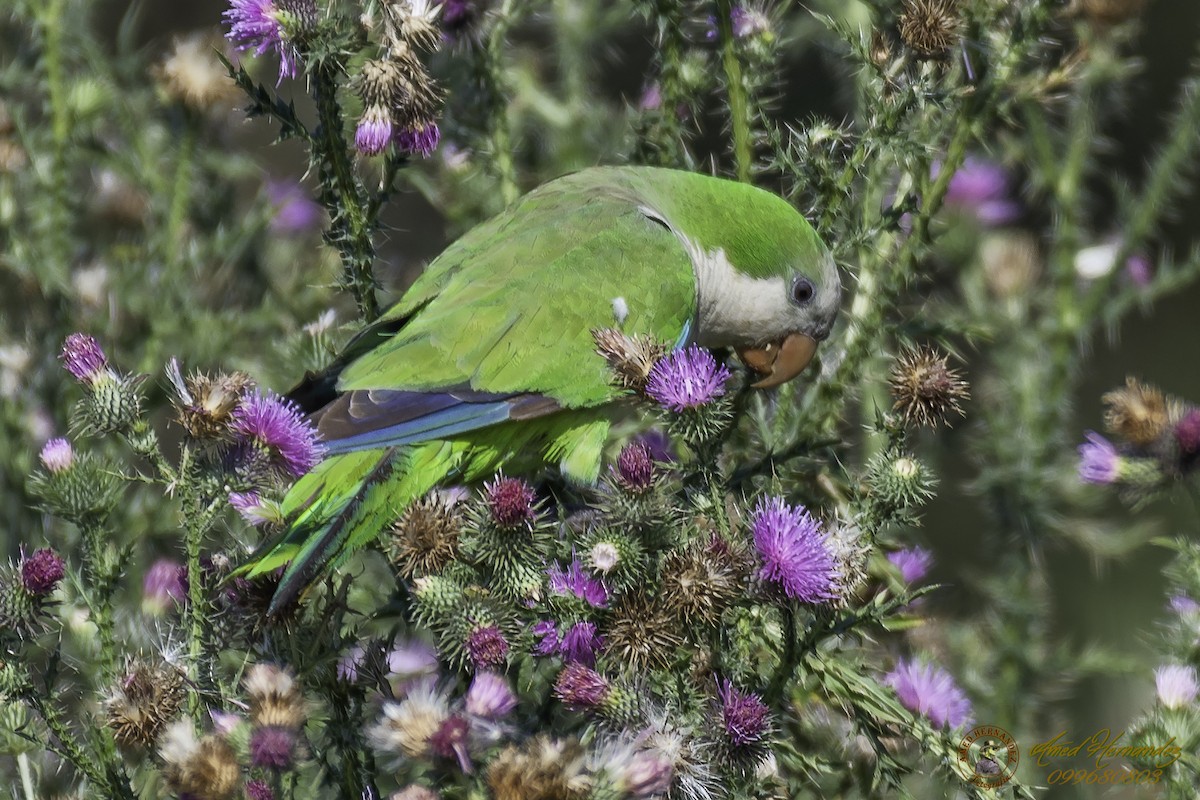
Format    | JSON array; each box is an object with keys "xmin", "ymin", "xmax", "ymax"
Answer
[
  {"xmin": 311, "ymin": 60, "xmax": 380, "ymax": 322},
  {"xmin": 715, "ymin": 0, "xmax": 752, "ymax": 182},
  {"xmin": 484, "ymin": 0, "xmax": 521, "ymax": 205},
  {"xmin": 165, "ymin": 120, "xmax": 198, "ymax": 262}
]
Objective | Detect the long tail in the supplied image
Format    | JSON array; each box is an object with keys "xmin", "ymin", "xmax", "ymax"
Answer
[{"xmin": 243, "ymin": 440, "xmax": 468, "ymax": 614}]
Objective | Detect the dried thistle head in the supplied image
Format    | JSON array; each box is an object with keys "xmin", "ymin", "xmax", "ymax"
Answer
[
  {"xmin": 898, "ymin": 0, "xmax": 962, "ymax": 59},
  {"xmin": 158, "ymin": 721, "xmax": 240, "ymax": 800},
  {"xmin": 368, "ymin": 681, "xmax": 451, "ymax": 766},
  {"xmin": 167, "ymin": 360, "xmax": 255, "ymax": 440},
  {"xmin": 591, "ymin": 328, "xmax": 668, "ymax": 391},
  {"xmin": 243, "ymin": 663, "xmax": 306, "ymax": 730},
  {"xmin": 383, "ymin": 0, "xmax": 444, "ymax": 52},
  {"xmin": 387, "ymin": 494, "xmax": 463, "ymax": 580},
  {"xmin": 604, "ymin": 591, "xmax": 684, "ymax": 671},
  {"xmin": 104, "ymin": 659, "xmax": 186, "ymax": 749},
  {"xmin": 660, "ymin": 538, "xmax": 745, "ymax": 628},
  {"xmin": 888, "ymin": 345, "xmax": 969, "ymax": 428},
  {"xmin": 1103, "ymin": 377, "xmax": 1169, "ymax": 447},
  {"xmin": 486, "ymin": 736, "xmax": 590, "ymax": 800}
]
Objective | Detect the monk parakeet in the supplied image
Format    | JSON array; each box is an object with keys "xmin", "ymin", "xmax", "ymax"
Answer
[{"xmin": 246, "ymin": 166, "xmax": 841, "ymax": 611}]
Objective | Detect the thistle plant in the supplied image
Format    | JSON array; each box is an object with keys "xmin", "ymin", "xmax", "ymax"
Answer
[{"xmin": 5, "ymin": 0, "xmax": 1200, "ymax": 799}]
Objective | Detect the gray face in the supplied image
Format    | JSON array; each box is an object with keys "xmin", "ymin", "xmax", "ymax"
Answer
[{"xmin": 786, "ymin": 251, "xmax": 842, "ymax": 342}]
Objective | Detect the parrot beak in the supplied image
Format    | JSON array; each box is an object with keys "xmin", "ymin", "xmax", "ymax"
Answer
[{"xmin": 738, "ymin": 333, "xmax": 819, "ymax": 389}]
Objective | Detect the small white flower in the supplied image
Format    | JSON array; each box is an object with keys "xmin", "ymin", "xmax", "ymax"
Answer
[
  {"xmin": 1155, "ymin": 664, "xmax": 1198, "ymax": 710},
  {"xmin": 612, "ymin": 296, "xmax": 629, "ymax": 325},
  {"xmin": 1074, "ymin": 242, "xmax": 1119, "ymax": 280}
]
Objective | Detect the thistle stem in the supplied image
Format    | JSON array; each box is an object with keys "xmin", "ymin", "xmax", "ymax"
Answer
[
  {"xmin": 485, "ymin": 0, "xmax": 521, "ymax": 205},
  {"xmin": 165, "ymin": 119, "xmax": 199, "ymax": 263},
  {"xmin": 716, "ymin": 0, "xmax": 752, "ymax": 182}
]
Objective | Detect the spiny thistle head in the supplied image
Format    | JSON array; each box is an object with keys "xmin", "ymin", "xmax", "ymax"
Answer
[
  {"xmin": 38, "ymin": 438, "xmax": 74, "ymax": 474},
  {"xmin": 483, "ymin": 475, "xmax": 537, "ymax": 527},
  {"xmin": 168, "ymin": 361, "xmax": 255, "ymax": 441},
  {"xmin": 387, "ymin": 493, "xmax": 463, "ymax": 580},
  {"xmin": 29, "ymin": 449, "xmax": 121, "ymax": 523},
  {"xmin": 751, "ymin": 496, "xmax": 838, "ymax": 604},
  {"xmin": 158, "ymin": 721, "xmax": 241, "ymax": 800},
  {"xmin": 883, "ymin": 658, "xmax": 973, "ymax": 729},
  {"xmin": 486, "ymin": 736, "xmax": 589, "ymax": 800},
  {"xmin": 230, "ymin": 391, "xmax": 325, "ymax": 478},
  {"xmin": 1, "ymin": 559, "xmax": 57, "ymax": 638},
  {"xmin": 604, "ymin": 591, "xmax": 683, "ymax": 671},
  {"xmin": 716, "ymin": 678, "xmax": 772, "ymax": 751},
  {"xmin": 223, "ymin": 0, "xmax": 316, "ymax": 84},
  {"xmin": 355, "ymin": 59, "xmax": 403, "ymax": 156},
  {"xmin": 554, "ymin": 662, "xmax": 611, "ymax": 711},
  {"xmin": 369, "ymin": 681, "xmax": 451, "ymax": 765},
  {"xmin": 60, "ymin": 333, "xmax": 110, "ymax": 385},
  {"xmin": 660, "ymin": 538, "xmax": 744, "ymax": 628},
  {"xmin": 591, "ymin": 328, "xmax": 668, "ymax": 391},
  {"xmin": 104, "ymin": 659, "xmax": 186, "ymax": 749},
  {"xmin": 866, "ymin": 451, "xmax": 938, "ymax": 513},
  {"xmin": 888, "ymin": 345, "xmax": 969, "ymax": 428},
  {"xmin": 614, "ymin": 441, "xmax": 655, "ymax": 493},
  {"xmin": 20, "ymin": 548, "xmax": 65, "ymax": 596},
  {"xmin": 646, "ymin": 345, "xmax": 732, "ymax": 412},
  {"xmin": 1103, "ymin": 377, "xmax": 1169, "ymax": 447},
  {"xmin": 465, "ymin": 624, "xmax": 509, "ymax": 669},
  {"xmin": 243, "ymin": 663, "xmax": 305, "ymax": 730},
  {"xmin": 898, "ymin": 0, "xmax": 962, "ymax": 59}
]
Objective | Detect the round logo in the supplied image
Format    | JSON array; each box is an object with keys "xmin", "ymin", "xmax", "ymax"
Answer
[{"xmin": 956, "ymin": 725, "xmax": 1019, "ymax": 788}]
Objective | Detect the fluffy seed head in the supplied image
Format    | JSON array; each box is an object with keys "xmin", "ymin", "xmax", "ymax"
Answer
[
  {"xmin": 898, "ymin": 0, "xmax": 962, "ymax": 59},
  {"xmin": 368, "ymin": 681, "xmax": 450, "ymax": 765},
  {"xmin": 104, "ymin": 660, "xmax": 186, "ymax": 749},
  {"xmin": 243, "ymin": 663, "xmax": 305, "ymax": 729},
  {"xmin": 1103, "ymin": 378, "xmax": 1169, "ymax": 447},
  {"xmin": 592, "ymin": 328, "xmax": 669, "ymax": 391},
  {"xmin": 157, "ymin": 33, "xmax": 237, "ymax": 111},
  {"xmin": 159, "ymin": 721, "xmax": 241, "ymax": 800},
  {"xmin": 888, "ymin": 345, "xmax": 969, "ymax": 428},
  {"xmin": 486, "ymin": 736, "xmax": 590, "ymax": 800},
  {"xmin": 387, "ymin": 494, "xmax": 462, "ymax": 580}
]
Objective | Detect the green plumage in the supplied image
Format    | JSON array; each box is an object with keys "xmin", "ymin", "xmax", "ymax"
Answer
[{"xmin": 244, "ymin": 166, "xmax": 834, "ymax": 611}]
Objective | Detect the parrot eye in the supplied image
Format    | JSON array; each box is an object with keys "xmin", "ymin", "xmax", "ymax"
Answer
[{"xmin": 791, "ymin": 277, "xmax": 815, "ymax": 305}]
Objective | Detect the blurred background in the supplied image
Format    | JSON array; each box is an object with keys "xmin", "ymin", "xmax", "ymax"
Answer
[{"xmin": 19, "ymin": 0, "xmax": 1200, "ymax": 794}]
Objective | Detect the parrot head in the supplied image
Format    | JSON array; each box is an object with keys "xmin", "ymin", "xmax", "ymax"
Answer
[{"xmin": 650, "ymin": 174, "xmax": 842, "ymax": 389}]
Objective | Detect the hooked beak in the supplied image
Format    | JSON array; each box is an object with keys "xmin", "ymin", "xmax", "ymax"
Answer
[{"xmin": 737, "ymin": 333, "xmax": 819, "ymax": 389}]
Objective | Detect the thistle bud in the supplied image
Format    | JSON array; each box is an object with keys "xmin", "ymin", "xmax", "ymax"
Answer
[
  {"xmin": 554, "ymin": 662, "xmax": 611, "ymax": 711},
  {"xmin": 866, "ymin": 452, "xmax": 937, "ymax": 512},
  {"xmin": 898, "ymin": 0, "xmax": 962, "ymax": 60},
  {"xmin": 1, "ymin": 560, "xmax": 57, "ymax": 638},
  {"xmin": 20, "ymin": 548, "xmax": 65, "ymax": 596},
  {"xmin": 81, "ymin": 371, "xmax": 145, "ymax": 435},
  {"xmin": 888, "ymin": 345, "xmax": 969, "ymax": 428},
  {"xmin": 104, "ymin": 659, "xmax": 186, "ymax": 749},
  {"xmin": 355, "ymin": 60, "xmax": 403, "ymax": 155},
  {"xmin": 615, "ymin": 441, "xmax": 655, "ymax": 493},
  {"xmin": 465, "ymin": 624, "xmax": 509, "ymax": 669},
  {"xmin": 483, "ymin": 475, "xmax": 537, "ymax": 527},
  {"xmin": 60, "ymin": 333, "xmax": 110, "ymax": 385},
  {"xmin": 412, "ymin": 575, "xmax": 466, "ymax": 622},
  {"xmin": 1103, "ymin": 378, "xmax": 1169, "ymax": 447}
]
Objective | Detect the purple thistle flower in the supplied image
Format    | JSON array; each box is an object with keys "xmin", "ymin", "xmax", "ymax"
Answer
[
  {"xmin": 615, "ymin": 441, "xmax": 654, "ymax": 492},
  {"xmin": 266, "ymin": 180, "xmax": 322, "ymax": 234},
  {"xmin": 1078, "ymin": 431, "xmax": 1119, "ymax": 484},
  {"xmin": 142, "ymin": 558, "xmax": 185, "ymax": 614},
  {"xmin": 249, "ymin": 725, "xmax": 296, "ymax": 770},
  {"xmin": 559, "ymin": 622, "xmax": 604, "ymax": 666},
  {"xmin": 1126, "ymin": 252, "xmax": 1153, "ymax": 287},
  {"xmin": 717, "ymin": 679, "xmax": 771, "ymax": 747},
  {"xmin": 210, "ymin": 710, "xmax": 243, "ymax": 736},
  {"xmin": 705, "ymin": 7, "xmax": 765, "ymax": 41},
  {"xmin": 386, "ymin": 640, "xmax": 440, "ymax": 681},
  {"xmin": 532, "ymin": 620, "xmax": 560, "ymax": 656},
  {"xmin": 484, "ymin": 475, "xmax": 537, "ymax": 526},
  {"xmin": 466, "ymin": 625, "xmax": 509, "ymax": 669},
  {"xmin": 554, "ymin": 662, "xmax": 610, "ymax": 710},
  {"xmin": 942, "ymin": 157, "xmax": 1020, "ymax": 227},
  {"xmin": 646, "ymin": 346, "xmax": 732, "ymax": 412},
  {"xmin": 1170, "ymin": 594, "xmax": 1200, "ymax": 616},
  {"xmin": 396, "ymin": 123, "xmax": 441, "ymax": 158},
  {"xmin": 1176, "ymin": 409, "xmax": 1200, "ymax": 457},
  {"xmin": 751, "ymin": 496, "xmax": 837, "ymax": 603},
  {"xmin": 548, "ymin": 559, "xmax": 608, "ymax": 608},
  {"xmin": 245, "ymin": 780, "xmax": 276, "ymax": 800},
  {"xmin": 39, "ymin": 437, "xmax": 74, "ymax": 473},
  {"xmin": 21, "ymin": 548, "xmax": 65, "ymax": 595},
  {"xmin": 884, "ymin": 659, "xmax": 973, "ymax": 729},
  {"xmin": 466, "ymin": 672, "xmax": 517, "ymax": 719},
  {"xmin": 355, "ymin": 107, "xmax": 394, "ymax": 156},
  {"xmin": 228, "ymin": 491, "xmax": 278, "ymax": 527},
  {"xmin": 887, "ymin": 547, "xmax": 933, "ymax": 585},
  {"xmin": 1155, "ymin": 664, "xmax": 1199, "ymax": 709},
  {"xmin": 60, "ymin": 333, "xmax": 109, "ymax": 384},
  {"xmin": 429, "ymin": 715, "xmax": 472, "ymax": 772},
  {"xmin": 231, "ymin": 391, "xmax": 325, "ymax": 477},
  {"xmin": 223, "ymin": 0, "xmax": 304, "ymax": 84}
]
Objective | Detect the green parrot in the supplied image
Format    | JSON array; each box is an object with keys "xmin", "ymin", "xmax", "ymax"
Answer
[{"xmin": 246, "ymin": 165, "xmax": 841, "ymax": 612}]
